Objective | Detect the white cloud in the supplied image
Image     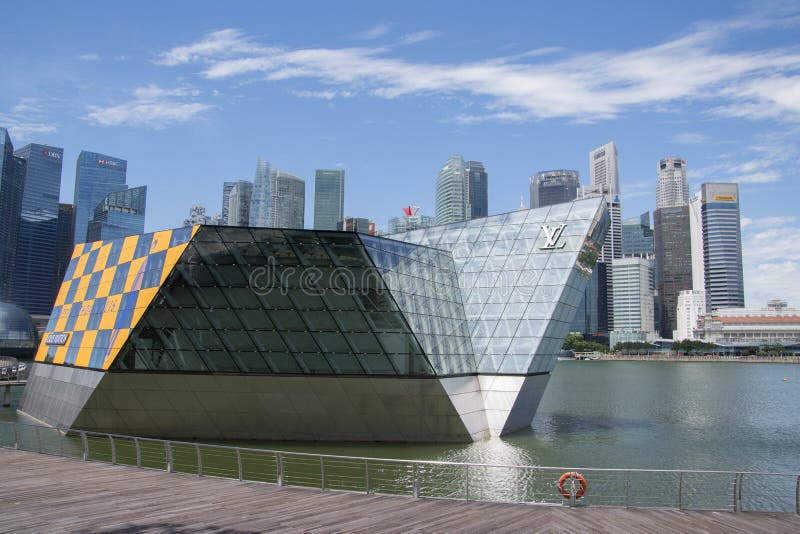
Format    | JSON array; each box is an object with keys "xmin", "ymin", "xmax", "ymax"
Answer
[
  {"xmin": 743, "ymin": 221, "xmax": 800, "ymax": 305},
  {"xmin": 75, "ymin": 53, "xmax": 100, "ymax": 61},
  {"xmin": 397, "ymin": 30, "xmax": 438, "ymax": 46},
  {"xmin": 349, "ymin": 23, "xmax": 392, "ymax": 41},
  {"xmin": 288, "ymin": 89, "xmax": 354, "ymax": 100},
  {"xmin": 1, "ymin": 98, "xmax": 58, "ymax": 140},
  {"xmin": 154, "ymin": 8, "xmax": 800, "ymax": 124},
  {"xmin": 671, "ymin": 132, "xmax": 709, "ymax": 144},
  {"xmin": 84, "ymin": 84, "xmax": 213, "ymax": 129}
]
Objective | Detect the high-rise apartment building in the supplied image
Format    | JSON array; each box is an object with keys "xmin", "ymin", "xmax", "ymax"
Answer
[
  {"xmin": 249, "ymin": 158, "xmax": 272, "ymax": 227},
  {"xmin": 269, "ymin": 170, "xmax": 305, "ymax": 229},
  {"xmin": 656, "ymin": 157, "xmax": 689, "ymax": 209},
  {"xmin": 0, "ymin": 128, "xmax": 26, "ymax": 302},
  {"xmin": 226, "ymin": 180, "xmax": 252, "ymax": 226},
  {"xmin": 700, "ymin": 183, "xmax": 744, "ymax": 310},
  {"xmin": 313, "ymin": 169, "xmax": 345, "ymax": 230},
  {"xmin": 87, "ymin": 186, "xmax": 147, "ymax": 241},
  {"xmin": 675, "ymin": 289, "xmax": 706, "ymax": 341},
  {"xmin": 611, "ymin": 257, "xmax": 656, "ymax": 334},
  {"xmin": 54, "ymin": 203, "xmax": 75, "ymax": 298},
  {"xmin": 589, "ymin": 142, "xmax": 620, "ymax": 197},
  {"xmin": 435, "ymin": 155, "xmax": 467, "ymax": 225},
  {"xmin": 13, "ymin": 143, "xmax": 63, "ymax": 315},
  {"xmin": 73, "ymin": 151, "xmax": 128, "ymax": 244},
  {"xmin": 621, "ymin": 212, "xmax": 654, "ymax": 257},
  {"xmin": 529, "ymin": 170, "xmax": 579, "ymax": 208},
  {"xmin": 654, "ymin": 205, "xmax": 693, "ymax": 338},
  {"xmin": 221, "ymin": 181, "xmax": 236, "ymax": 224},
  {"xmin": 388, "ymin": 205, "xmax": 435, "ymax": 234},
  {"xmin": 465, "ymin": 161, "xmax": 488, "ymax": 219}
]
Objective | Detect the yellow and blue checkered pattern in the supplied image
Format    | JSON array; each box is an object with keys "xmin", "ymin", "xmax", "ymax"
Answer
[{"xmin": 35, "ymin": 226, "xmax": 198, "ymax": 370}]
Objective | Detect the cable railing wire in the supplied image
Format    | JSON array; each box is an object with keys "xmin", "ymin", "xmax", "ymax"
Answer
[{"xmin": 1, "ymin": 420, "xmax": 798, "ymax": 513}]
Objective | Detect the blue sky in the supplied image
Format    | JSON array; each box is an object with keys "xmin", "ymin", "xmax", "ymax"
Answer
[{"xmin": 2, "ymin": 1, "xmax": 799, "ymax": 306}]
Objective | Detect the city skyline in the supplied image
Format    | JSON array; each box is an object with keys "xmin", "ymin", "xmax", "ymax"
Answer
[{"xmin": 1, "ymin": 1, "xmax": 798, "ymax": 306}]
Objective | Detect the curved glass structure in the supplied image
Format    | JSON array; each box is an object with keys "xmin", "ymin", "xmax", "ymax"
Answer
[{"xmin": 0, "ymin": 301, "xmax": 38, "ymax": 359}]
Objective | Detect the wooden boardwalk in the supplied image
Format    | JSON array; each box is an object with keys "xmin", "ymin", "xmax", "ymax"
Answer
[{"xmin": 0, "ymin": 449, "xmax": 798, "ymax": 533}]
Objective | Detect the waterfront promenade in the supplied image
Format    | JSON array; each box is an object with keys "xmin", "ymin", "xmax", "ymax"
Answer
[{"xmin": 1, "ymin": 449, "xmax": 798, "ymax": 533}]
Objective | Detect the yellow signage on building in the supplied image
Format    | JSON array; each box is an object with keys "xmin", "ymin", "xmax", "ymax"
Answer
[{"xmin": 713, "ymin": 195, "xmax": 736, "ymax": 201}]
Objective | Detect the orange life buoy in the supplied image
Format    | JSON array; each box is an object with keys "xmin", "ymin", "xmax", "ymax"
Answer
[{"xmin": 557, "ymin": 471, "xmax": 587, "ymax": 499}]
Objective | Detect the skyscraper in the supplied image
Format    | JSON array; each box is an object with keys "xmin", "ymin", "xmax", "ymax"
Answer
[
  {"xmin": 701, "ymin": 183, "xmax": 744, "ymax": 310},
  {"xmin": 13, "ymin": 143, "xmax": 63, "ymax": 315},
  {"xmin": 226, "ymin": 180, "xmax": 252, "ymax": 226},
  {"xmin": 656, "ymin": 157, "xmax": 689, "ymax": 209},
  {"xmin": 675, "ymin": 289, "xmax": 706, "ymax": 341},
  {"xmin": 73, "ymin": 151, "xmax": 128, "ymax": 244},
  {"xmin": 621, "ymin": 212, "xmax": 654, "ymax": 257},
  {"xmin": 221, "ymin": 181, "xmax": 236, "ymax": 224},
  {"xmin": 610, "ymin": 257, "xmax": 656, "ymax": 336},
  {"xmin": 54, "ymin": 203, "xmax": 75, "ymax": 298},
  {"xmin": 654, "ymin": 205, "xmax": 693, "ymax": 338},
  {"xmin": 688, "ymin": 191, "xmax": 705, "ymax": 292},
  {"xmin": 249, "ymin": 158, "xmax": 272, "ymax": 227},
  {"xmin": 0, "ymin": 128, "xmax": 26, "ymax": 302},
  {"xmin": 589, "ymin": 141, "xmax": 620, "ymax": 197},
  {"xmin": 87, "ymin": 186, "xmax": 147, "ymax": 241},
  {"xmin": 529, "ymin": 170, "xmax": 579, "ymax": 208},
  {"xmin": 269, "ymin": 170, "xmax": 305, "ymax": 229},
  {"xmin": 435, "ymin": 155, "xmax": 467, "ymax": 225},
  {"xmin": 465, "ymin": 161, "xmax": 488, "ymax": 219},
  {"xmin": 313, "ymin": 169, "xmax": 345, "ymax": 230}
]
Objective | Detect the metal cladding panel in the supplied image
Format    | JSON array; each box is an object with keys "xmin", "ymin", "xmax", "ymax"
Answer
[
  {"xmin": 391, "ymin": 198, "xmax": 608, "ymax": 375},
  {"xmin": 34, "ymin": 226, "xmax": 198, "ymax": 370}
]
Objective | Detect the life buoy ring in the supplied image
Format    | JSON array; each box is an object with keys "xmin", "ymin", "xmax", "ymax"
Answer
[{"xmin": 557, "ymin": 471, "xmax": 587, "ymax": 499}]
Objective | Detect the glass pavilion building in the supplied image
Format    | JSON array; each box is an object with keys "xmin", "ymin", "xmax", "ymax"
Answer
[{"xmin": 21, "ymin": 198, "xmax": 608, "ymax": 442}]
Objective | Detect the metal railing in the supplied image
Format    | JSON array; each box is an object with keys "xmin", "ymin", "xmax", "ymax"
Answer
[{"xmin": 1, "ymin": 420, "xmax": 798, "ymax": 513}]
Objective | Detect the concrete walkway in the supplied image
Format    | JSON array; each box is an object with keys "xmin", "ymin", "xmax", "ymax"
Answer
[{"xmin": 0, "ymin": 449, "xmax": 798, "ymax": 533}]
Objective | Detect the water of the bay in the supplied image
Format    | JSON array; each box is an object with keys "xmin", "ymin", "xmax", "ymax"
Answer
[{"xmin": 3, "ymin": 361, "xmax": 799, "ymax": 473}]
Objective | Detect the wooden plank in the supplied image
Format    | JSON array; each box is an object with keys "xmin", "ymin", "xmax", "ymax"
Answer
[{"xmin": 0, "ymin": 449, "xmax": 797, "ymax": 533}]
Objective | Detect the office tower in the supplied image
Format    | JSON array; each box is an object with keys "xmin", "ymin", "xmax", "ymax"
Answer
[
  {"xmin": 226, "ymin": 180, "xmax": 252, "ymax": 226},
  {"xmin": 465, "ymin": 161, "xmax": 488, "ymax": 219},
  {"xmin": 268, "ymin": 170, "xmax": 305, "ymax": 229},
  {"xmin": 13, "ymin": 143, "xmax": 63, "ymax": 315},
  {"xmin": 54, "ymin": 203, "xmax": 75, "ymax": 297},
  {"xmin": 654, "ymin": 206, "xmax": 692, "ymax": 338},
  {"xmin": 87, "ymin": 186, "xmax": 147, "ymax": 241},
  {"xmin": 656, "ymin": 157, "xmax": 689, "ymax": 209},
  {"xmin": 249, "ymin": 158, "xmax": 272, "ymax": 227},
  {"xmin": 388, "ymin": 205, "xmax": 435, "ymax": 233},
  {"xmin": 590, "ymin": 141, "xmax": 620, "ymax": 196},
  {"xmin": 621, "ymin": 212, "xmax": 654, "ymax": 258},
  {"xmin": 73, "ymin": 151, "xmax": 128, "ymax": 243},
  {"xmin": 338, "ymin": 216, "xmax": 375, "ymax": 234},
  {"xmin": 569, "ymin": 263, "xmax": 608, "ymax": 337},
  {"xmin": 0, "ymin": 128, "xmax": 26, "ymax": 301},
  {"xmin": 313, "ymin": 169, "xmax": 345, "ymax": 230},
  {"xmin": 701, "ymin": 183, "xmax": 744, "ymax": 310},
  {"xmin": 221, "ymin": 181, "xmax": 236, "ymax": 224},
  {"xmin": 183, "ymin": 205, "xmax": 213, "ymax": 226},
  {"xmin": 610, "ymin": 257, "xmax": 656, "ymax": 335},
  {"xmin": 435, "ymin": 155, "xmax": 467, "ymax": 225},
  {"xmin": 675, "ymin": 289, "xmax": 706, "ymax": 341},
  {"xmin": 689, "ymin": 192, "xmax": 704, "ymax": 292},
  {"xmin": 529, "ymin": 170, "xmax": 579, "ymax": 208}
]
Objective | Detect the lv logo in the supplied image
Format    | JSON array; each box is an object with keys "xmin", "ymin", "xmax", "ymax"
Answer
[{"xmin": 540, "ymin": 224, "xmax": 567, "ymax": 249}]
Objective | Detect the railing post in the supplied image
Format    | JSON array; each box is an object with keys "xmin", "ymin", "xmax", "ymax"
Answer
[
  {"xmin": 165, "ymin": 441, "xmax": 173, "ymax": 473},
  {"xmin": 35, "ymin": 425, "xmax": 41, "ymax": 453},
  {"xmin": 465, "ymin": 465, "xmax": 470, "ymax": 501},
  {"xmin": 678, "ymin": 471, "xmax": 683, "ymax": 510},
  {"xmin": 320, "ymin": 456, "xmax": 325, "ymax": 491},
  {"xmin": 364, "ymin": 459, "xmax": 370, "ymax": 494},
  {"xmin": 109, "ymin": 436, "xmax": 116, "ymax": 464},
  {"xmin": 196, "ymin": 444, "xmax": 202, "ymax": 476},
  {"xmin": 732, "ymin": 474, "xmax": 739, "ymax": 512},
  {"xmin": 276, "ymin": 452, "xmax": 283, "ymax": 486},
  {"xmin": 569, "ymin": 474, "xmax": 576, "ymax": 508},
  {"xmin": 738, "ymin": 473, "xmax": 744, "ymax": 512},
  {"xmin": 236, "ymin": 448, "xmax": 242, "ymax": 482},
  {"xmin": 134, "ymin": 438, "xmax": 141, "ymax": 467},
  {"xmin": 625, "ymin": 471, "xmax": 631, "ymax": 508},
  {"xmin": 413, "ymin": 464, "xmax": 419, "ymax": 498},
  {"xmin": 13, "ymin": 422, "xmax": 18, "ymax": 450},
  {"xmin": 795, "ymin": 475, "xmax": 799, "ymax": 515},
  {"xmin": 80, "ymin": 431, "xmax": 89, "ymax": 461}
]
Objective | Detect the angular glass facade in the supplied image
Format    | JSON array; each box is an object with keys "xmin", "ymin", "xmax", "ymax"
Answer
[
  {"xmin": 313, "ymin": 169, "xmax": 345, "ymax": 230},
  {"xmin": 22, "ymin": 198, "xmax": 608, "ymax": 442},
  {"xmin": 73, "ymin": 151, "xmax": 128, "ymax": 244},
  {"xmin": 13, "ymin": 144, "xmax": 63, "ymax": 315},
  {"xmin": 87, "ymin": 186, "xmax": 147, "ymax": 242}
]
